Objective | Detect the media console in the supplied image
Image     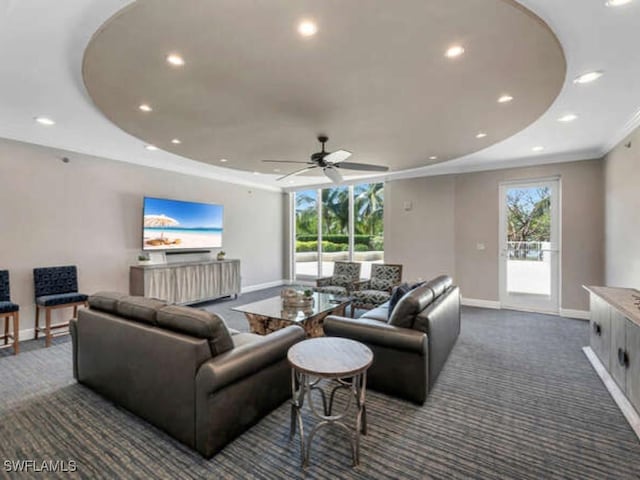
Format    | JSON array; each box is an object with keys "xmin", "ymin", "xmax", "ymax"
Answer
[
  {"xmin": 584, "ymin": 285, "xmax": 640, "ymax": 438},
  {"xmin": 130, "ymin": 259, "xmax": 241, "ymax": 305}
]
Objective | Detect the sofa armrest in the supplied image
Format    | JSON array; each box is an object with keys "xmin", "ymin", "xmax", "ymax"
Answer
[
  {"xmin": 70, "ymin": 318, "xmax": 78, "ymax": 380},
  {"xmin": 324, "ymin": 315, "xmax": 427, "ymax": 354},
  {"xmin": 196, "ymin": 325, "xmax": 305, "ymax": 395}
]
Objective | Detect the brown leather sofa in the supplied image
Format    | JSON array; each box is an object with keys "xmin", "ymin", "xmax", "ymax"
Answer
[
  {"xmin": 324, "ymin": 275, "xmax": 460, "ymax": 404},
  {"xmin": 70, "ymin": 292, "xmax": 305, "ymax": 458}
]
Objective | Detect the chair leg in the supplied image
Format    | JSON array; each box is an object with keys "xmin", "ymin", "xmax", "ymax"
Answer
[
  {"xmin": 73, "ymin": 304, "xmax": 78, "ymax": 318},
  {"xmin": 3, "ymin": 316, "xmax": 8, "ymax": 345},
  {"xmin": 12, "ymin": 312, "xmax": 19, "ymax": 355},
  {"xmin": 45, "ymin": 308, "xmax": 52, "ymax": 348},
  {"xmin": 35, "ymin": 306, "xmax": 40, "ymax": 339}
]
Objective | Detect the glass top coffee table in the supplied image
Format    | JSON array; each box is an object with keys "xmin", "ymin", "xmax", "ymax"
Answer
[{"xmin": 232, "ymin": 292, "xmax": 350, "ymax": 337}]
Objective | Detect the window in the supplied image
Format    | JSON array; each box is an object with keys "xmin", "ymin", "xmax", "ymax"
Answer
[
  {"xmin": 354, "ymin": 183, "xmax": 384, "ymax": 278},
  {"xmin": 293, "ymin": 183, "xmax": 384, "ymax": 279},
  {"xmin": 294, "ymin": 189, "xmax": 318, "ymax": 278},
  {"xmin": 320, "ymin": 186, "xmax": 349, "ymax": 276}
]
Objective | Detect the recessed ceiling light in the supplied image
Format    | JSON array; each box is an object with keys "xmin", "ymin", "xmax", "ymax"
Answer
[
  {"xmin": 253, "ymin": 171, "xmax": 260, "ymax": 175},
  {"xmin": 605, "ymin": 0, "xmax": 632, "ymax": 6},
  {"xmin": 288, "ymin": 180, "xmax": 295, "ymax": 184},
  {"xmin": 34, "ymin": 116, "xmax": 55, "ymax": 126},
  {"xmin": 573, "ymin": 71, "xmax": 604, "ymax": 84},
  {"xmin": 445, "ymin": 45, "xmax": 465, "ymax": 58},
  {"xmin": 274, "ymin": 168, "xmax": 281, "ymax": 172},
  {"xmin": 476, "ymin": 132, "xmax": 487, "ymax": 139},
  {"xmin": 166, "ymin": 54, "xmax": 185, "ymax": 66},
  {"xmin": 558, "ymin": 114, "xmax": 578, "ymax": 123},
  {"xmin": 429, "ymin": 156, "xmax": 437, "ymax": 160},
  {"xmin": 220, "ymin": 158, "xmax": 228, "ymax": 163},
  {"xmin": 171, "ymin": 138, "xmax": 181, "ymax": 144},
  {"xmin": 498, "ymin": 94, "xmax": 514, "ymax": 103},
  {"xmin": 145, "ymin": 145, "xmax": 158, "ymax": 151},
  {"xmin": 532, "ymin": 146, "xmax": 545, "ymax": 152},
  {"xmin": 298, "ymin": 20, "xmax": 318, "ymax": 37},
  {"xmin": 139, "ymin": 104, "xmax": 152, "ymax": 112}
]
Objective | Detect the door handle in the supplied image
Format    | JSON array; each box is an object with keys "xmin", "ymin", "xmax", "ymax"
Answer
[
  {"xmin": 592, "ymin": 322, "xmax": 601, "ymax": 336},
  {"xmin": 618, "ymin": 348, "xmax": 629, "ymax": 368}
]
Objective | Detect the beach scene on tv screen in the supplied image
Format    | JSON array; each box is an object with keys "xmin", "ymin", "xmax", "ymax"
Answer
[{"xmin": 143, "ymin": 197, "xmax": 223, "ymax": 250}]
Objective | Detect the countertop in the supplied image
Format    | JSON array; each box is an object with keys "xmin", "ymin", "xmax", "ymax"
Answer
[
  {"xmin": 584, "ymin": 285, "xmax": 640, "ymax": 327},
  {"xmin": 131, "ymin": 259, "xmax": 239, "ymax": 269}
]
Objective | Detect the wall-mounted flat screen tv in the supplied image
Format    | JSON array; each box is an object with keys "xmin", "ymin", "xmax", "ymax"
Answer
[{"xmin": 142, "ymin": 197, "xmax": 223, "ymax": 250}]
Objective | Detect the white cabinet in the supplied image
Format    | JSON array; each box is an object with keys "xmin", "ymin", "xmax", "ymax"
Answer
[
  {"xmin": 130, "ymin": 260, "xmax": 241, "ymax": 304},
  {"xmin": 587, "ymin": 287, "xmax": 640, "ymax": 415}
]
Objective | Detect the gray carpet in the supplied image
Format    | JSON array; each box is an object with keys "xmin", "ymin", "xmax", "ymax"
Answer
[{"xmin": 1, "ymin": 294, "xmax": 640, "ymax": 479}]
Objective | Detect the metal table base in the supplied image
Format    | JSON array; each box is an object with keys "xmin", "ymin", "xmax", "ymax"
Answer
[{"xmin": 289, "ymin": 369, "xmax": 368, "ymax": 467}]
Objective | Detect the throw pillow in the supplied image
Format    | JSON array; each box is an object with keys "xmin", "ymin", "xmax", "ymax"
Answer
[{"xmin": 387, "ymin": 281, "xmax": 425, "ymax": 320}]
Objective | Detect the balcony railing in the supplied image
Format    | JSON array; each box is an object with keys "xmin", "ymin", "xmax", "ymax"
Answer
[{"xmin": 507, "ymin": 241, "xmax": 550, "ymax": 261}]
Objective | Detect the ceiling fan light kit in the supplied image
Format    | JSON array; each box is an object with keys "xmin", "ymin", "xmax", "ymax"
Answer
[{"xmin": 263, "ymin": 136, "xmax": 389, "ymax": 184}]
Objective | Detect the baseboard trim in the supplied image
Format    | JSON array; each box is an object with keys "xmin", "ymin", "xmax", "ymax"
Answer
[
  {"xmin": 19, "ymin": 328, "xmax": 36, "ymax": 342},
  {"xmin": 461, "ymin": 298, "xmax": 501, "ymax": 309},
  {"xmin": 241, "ymin": 279, "xmax": 287, "ymax": 294},
  {"xmin": 559, "ymin": 308, "xmax": 590, "ymax": 320},
  {"xmin": 583, "ymin": 346, "xmax": 640, "ymax": 441}
]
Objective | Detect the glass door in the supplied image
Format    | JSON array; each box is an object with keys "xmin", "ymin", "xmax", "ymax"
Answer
[
  {"xmin": 294, "ymin": 190, "xmax": 319, "ymax": 278},
  {"xmin": 320, "ymin": 186, "xmax": 349, "ymax": 277},
  {"xmin": 499, "ymin": 179, "xmax": 560, "ymax": 313}
]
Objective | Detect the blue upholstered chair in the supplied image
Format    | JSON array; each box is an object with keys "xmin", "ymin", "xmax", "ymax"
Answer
[
  {"xmin": 34, "ymin": 265, "xmax": 88, "ymax": 347},
  {"xmin": 0, "ymin": 270, "xmax": 20, "ymax": 355}
]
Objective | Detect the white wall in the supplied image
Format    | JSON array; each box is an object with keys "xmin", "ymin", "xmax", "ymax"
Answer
[
  {"xmin": 0, "ymin": 138, "xmax": 286, "ymax": 337},
  {"xmin": 604, "ymin": 127, "xmax": 640, "ymax": 289},
  {"xmin": 384, "ymin": 175, "xmax": 456, "ymax": 283},
  {"xmin": 385, "ymin": 159, "xmax": 605, "ymax": 311}
]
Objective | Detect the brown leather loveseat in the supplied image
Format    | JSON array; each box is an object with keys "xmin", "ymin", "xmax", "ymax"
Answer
[{"xmin": 70, "ymin": 292, "xmax": 305, "ymax": 457}]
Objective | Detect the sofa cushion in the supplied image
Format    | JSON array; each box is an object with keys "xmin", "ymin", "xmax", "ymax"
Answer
[
  {"xmin": 116, "ymin": 296, "xmax": 166, "ymax": 325},
  {"xmin": 388, "ymin": 285, "xmax": 434, "ymax": 329},
  {"xmin": 232, "ymin": 332, "xmax": 265, "ymax": 348},
  {"xmin": 36, "ymin": 292, "xmax": 88, "ymax": 307},
  {"xmin": 88, "ymin": 291, "xmax": 127, "ymax": 313},
  {"xmin": 0, "ymin": 301, "xmax": 19, "ymax": 314},
  {"xmin": 361, "ymin": 304, "xmax": 389, "ymax": 322},
  {"xmin": 157, "ymin": 305, "xmax": 234, "ymax": 356},
  {"xmin": 387, "ymin": 281, "xmax": 426, "ymax": 320},
  {"xmin": 426, "ymin": 275, "xmax": 453, "ymax": 298}
]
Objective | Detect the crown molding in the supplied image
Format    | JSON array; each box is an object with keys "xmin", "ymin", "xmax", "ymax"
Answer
[
  {"xmin": 1, "ymin": 134, "xmax": 285, "ymax": 193},
  {"xmin": 283, "ymin": 148, "xmax": 603, "ymax": 192},
  {"xmin": 597, "ymin": 106, "xmax": 640, "ymax": 158}
]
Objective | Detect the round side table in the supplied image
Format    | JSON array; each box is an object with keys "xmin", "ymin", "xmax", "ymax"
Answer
[{"xmin": 287, "ymin": 337, "xmax": 373, "ymax": 467}]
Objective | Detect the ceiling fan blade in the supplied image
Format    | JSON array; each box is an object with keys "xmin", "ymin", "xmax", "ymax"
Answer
[
  {"xmin": 262, "ymin": 160, "xmax": 312, "ymax": 164},
  {"xmin": 277, "ymin": 165, "xmax": 317, "ymax": 181},
  {"xmin": 336, "ymin": 162, "xmax": 389, "ymax": 172},
  {"xmin": 323, "ymin": 167, "xmax": 343, "ymax": 184},
  {"xmin": 323, "ymin": 149, "xmax": 352, "ymax": 164}
]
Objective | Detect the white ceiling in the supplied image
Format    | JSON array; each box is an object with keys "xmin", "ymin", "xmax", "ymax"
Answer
[
  {"xmin": 82, "ymin": 0, "xmax": 565, "ymax": 180},
  {"xmin": 0, "ymin": 0, "xmax": 639, "ymax": 192}
]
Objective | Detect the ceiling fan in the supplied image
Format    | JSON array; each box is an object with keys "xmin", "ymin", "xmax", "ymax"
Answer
[{"xmin": 262, "ymin": 135, "xmax": 389, "ymax": 184}]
